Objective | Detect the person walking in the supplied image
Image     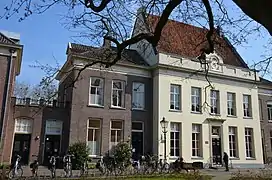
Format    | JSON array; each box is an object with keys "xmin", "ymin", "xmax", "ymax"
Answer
[{"xmin": 223, "ymin": 152, "xmax": 229, "ymax": 171}]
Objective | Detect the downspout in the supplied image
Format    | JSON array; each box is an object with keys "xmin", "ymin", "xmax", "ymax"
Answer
[{"xmin": 0, "ymin": 49, "xmax": 15, "ymax": 149}]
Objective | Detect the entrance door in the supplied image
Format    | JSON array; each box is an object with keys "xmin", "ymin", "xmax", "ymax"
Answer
[
  {"xmin": 131, "ymin": 122, "xmax": 144, "ymax": 160},
  {"xmin": 132, "ymin": 131, "xmax": 143, "ymax": 159},
  {"xmin": 43, "ymin": 135, "xmax": 61, "ymax": 165},
  {"xmin": 12, "ymin": 134, "xmax": 31, "ymax": 165},
  {"xmin": 212, "ymin": 137, "xmax": 222, "ymax": 165}
]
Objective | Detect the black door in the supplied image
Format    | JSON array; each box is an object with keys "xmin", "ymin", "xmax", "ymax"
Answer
[
  {"xmin": 212, "ymin": 138, "xmax": 222, "ymax": 165},
  {"xmin": 43, "ymin": 135, "xmax": 61, "ymax": 165},
  {"xmin": 12, "ymin": 134, "xmax": 31, "ymax": 165},
  {"xmin": 131, "ymin": 131, "xmax": 143, "ymax": 160}
]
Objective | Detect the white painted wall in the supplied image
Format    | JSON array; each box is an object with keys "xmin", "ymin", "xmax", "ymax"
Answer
[{"xmin": 153, "ymin": 66, "xmax": 263, "ymax": 167}]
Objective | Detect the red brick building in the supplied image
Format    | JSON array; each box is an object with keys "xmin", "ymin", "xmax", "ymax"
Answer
[{"xmin": 0, "ymin": 31, "xmax": 23, "ymax": 163}]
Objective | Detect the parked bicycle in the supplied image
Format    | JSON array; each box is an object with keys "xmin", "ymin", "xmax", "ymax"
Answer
[
  {"xmin": 8, "ymin": 154, "xmax": 23, "ymax": 179},
  {"xmin": 80, "ymin": 157, "xmax": 91, "ymax": 177},
  {"xmin": 63, "ymin": 154, "xmax": 74, "ymax": 177},
  {"xmin": 48, "ymin": 155, "xmax": 59, "ymax": 178},
  {"xmin": 30, "ymin": 155, "xmax": 39, "ymax": 177}
]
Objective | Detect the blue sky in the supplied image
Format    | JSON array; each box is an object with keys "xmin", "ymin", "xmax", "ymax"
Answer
[{"xmin": 0, "ymin": 0, "xmax": 271, "ymax": 85}]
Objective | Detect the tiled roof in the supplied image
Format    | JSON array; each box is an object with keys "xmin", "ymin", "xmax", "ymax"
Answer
[
  {"xmin": 69, "ymin": 43, "xmax": 149, "ymax": 66},
  {"xmin": 0, "ymin": 32, "xmax": 16, "ymax": 45},
  {"xmin": 147, "ymin": 15, "xmax": 248, "ymax": 68}
]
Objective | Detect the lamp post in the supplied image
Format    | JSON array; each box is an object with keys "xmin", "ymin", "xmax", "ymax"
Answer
[{"xmin": 160, "ymin": 117, "xmax": 168, "ymax": 163}]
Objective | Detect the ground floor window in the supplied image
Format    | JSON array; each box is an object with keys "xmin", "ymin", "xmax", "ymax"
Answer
[
  {"xmin": 229, "ymin": 127, "xmax": 238, "ymax": 158},
  {"xmin": 110, "ymin": 120, "xmax": 123, "ymax": 149},
  {"xmin": 87, "ymin": 119, "xmax": 101, "ymax": 156},
  {"xmin": 170, "ymin": 122, "xmax": 181, "ymax": 157},
  {"xmin": 245, "ymin": 128, "xmax": 254, "ymax": 158},
  {"xmin": 192, "ymin": 124, "xmax": 201, "ymax": 157}
]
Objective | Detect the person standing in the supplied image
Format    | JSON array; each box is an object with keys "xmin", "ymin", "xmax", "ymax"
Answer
[{"xmin": 223, "ymin": 152, "xmax": 229, "ymax": 171}]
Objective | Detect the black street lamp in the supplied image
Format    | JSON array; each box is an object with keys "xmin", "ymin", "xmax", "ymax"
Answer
[{"xmin": 160, "ymin": 117, "xmax": 168, "ymax": 163}]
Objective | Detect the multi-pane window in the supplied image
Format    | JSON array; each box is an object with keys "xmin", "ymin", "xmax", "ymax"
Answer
[
  {"xmin": 15, "ymin": 119, "xmax": 33, "ymax": 134},
  {"xmin": 170, "ymin": 123, "xmax": 180, "ymax": 157},
  {"xmin": 112, "ymin": 81, "xmax": 124, "ymax": 107},
  {"xmin": 89, "ymin": 78, "xmax": 104, "ymax": 106},
  {"xmin": 210, "ymin": 90, "xmax": 219, "ymax": 114},
  {"xmin": 267, "ymin": 102, "xmax": 272, "ymax": 122},
  {"xmin": 110, "ymin": 121, "xmax": 123, "ymax": 149},
  {"xmin": 192, "ymin": 124, "xmax": 201, "ymax": 157},
  {"xmin": 87, "ymin": 120, "xmax": 101, "ymax": 156},
  {"xmin": 229, "ymin": 127, "xmax": 238, "ymax": 158},
  {"xmin": 227, "ymin": 93, "xmax": 236, "ymax": 116},
  {"xmin": 243, "ymin": 95, "xmax": 252, "ymax": 117},
  {"xmin": 245, "ymin": 128, "xmax": 254, "ymax": 158},
  {"xmin": 132, "ymin": 82, "xmax": 145, "ymax": 109},
  {"xmin": 191, "ymin": 87, "xmax": 201, "ymax": 112},
  {"xmin": 170, "ymin": 84, "xmax": 181, "ymax": 110}
]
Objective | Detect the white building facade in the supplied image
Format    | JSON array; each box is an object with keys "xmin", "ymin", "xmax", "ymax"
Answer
[
  {"xmin": 130, "ymin": 13, "xmax": 264, "ymax": 168},
  {"xmin": 153, "ymin": 53, "xmax": 263, "ymax": 168}
]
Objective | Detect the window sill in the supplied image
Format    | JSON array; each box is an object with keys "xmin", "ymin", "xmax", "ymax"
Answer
[
  {"xmin": 169, "ymin": 156, "xmax": 179, "ymax": 160},
  {"xmin": 229, "ymin": 157, "xmax": 240, "ymax": 160},
  {"xmin": 110, "ymin": 106, "xmax": 126, "ymax": 110},
  {"xmin": 209, "ymin": 113, "xmax": 221, "ymax": 116},
  {"xmin": 132, "ymin": 108, "xmax": 146, "ymax": 112},
  {"xmin": 243, "ymin": 116, "xmax": 253, "ymax": 119},
  {"xmin": 87, "ymin": 104, "xmax": 104, "ymax": 108},
  {"xmin": 227, "ymin": 115, "xmax": 237, "ymax": 118},
  {"xmin": 191, "ymin": 111, "xmax": 202, "ymax": 114},
  {"xmin": 169, "ymin": 109, "xmax": 182, "ymax": 113},
  {"xmin": 268, "ymin": 120, "xmax": 272, "ymax": 123},
  {"xmin": 246, "ymin": 157, "xmax": 256, "ymax": 160},
  {"xmin": 191, "ymin": 157, "xmax": 203, "ymax": 160},
  {"xmin": 88, "ymin": 155, "xmax": 102, "ymax": 158}
]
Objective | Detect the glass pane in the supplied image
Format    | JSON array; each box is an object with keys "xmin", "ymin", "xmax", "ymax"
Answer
[
  {"xmin": 88, "ymin": 129, "xmax": 94, "ymax": 141},
  {"xmin": 170, "ymin": 149, "xmax": 174, "ymax": 156},
  {"xmin": 112, "ymin": 121, "xmax": 122, "ymax": 129},
  {"xmin": 92, "ymin": 78, "xmax": 101, "ymax": 86},
  {"xmin": 117, "ymin": 130, "xmax": 122, "ymax": 142},
  {"xmin": 132, "ymin": 122, "xmax": 142, "ymax": 130},
  {"xmin": 170, "ymin": 140, "xmax": 174, "ymax": 147},
  {"xmin": 111, "ymin": 130, "xmax": 115, "ymax": 142},
  {"xmin": 175, "ymin": 149, "xmax": 180, "ymax": 156},
  {"xmin": 89, "ymin": 120, "xmax": 100, "ymax": 128},
  {"xmin": 113, "ymin": 82, "xmax": 122, "ymax": 89}
]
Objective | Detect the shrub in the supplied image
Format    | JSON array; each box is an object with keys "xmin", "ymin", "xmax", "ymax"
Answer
[
  {"xmin": 230, "ymin": 170, "xmax": 272, "ymax": 180},
  {"xmin": 111, "ymin": 141, "xmax": 132, "ymax": 168},
  {"xmin": 68, "ymin": 142, "xmax": 89, "ymax": 170}
]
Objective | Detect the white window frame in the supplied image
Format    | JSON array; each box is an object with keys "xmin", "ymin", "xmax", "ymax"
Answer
[
  {"xmin": 110, "ymin": 120, "xmax": 123, "ymax": 149},
  {"xmin": 132, "ymin": 82, "xmax": 145, "ymax": 110},
  {"xmin": 267, "ymin": 102, "xmax": 272, "ymax": 122},
  {"xmin": 89, "ymin": 77, "xmax": 104, "ymax": 106},
  {"xmin": 191, "ymin": 87, "xmax": 201, "ymax": 112},
  {"xmin": 170, "ymin": 123, "xmax": 181, "ymax": 157},
  {"xmin": 228, "ymin": 127, "xmax": 238, "ymax": 158},
  {"xmin": 227, "ymin": 92, "xmax": 236, "ymax": 116},
  {"xmin": 111, "ymin": 80, "xmax": 125, "ymax": 108},
  {"xmin": 87, "ymin": 119, "xmax": 101, "ymax": 156},
  {"xmin": 245, "ymin": 128, "xmax": 254, "ymax": 158},
  {"xmin": 192, "ymin": 124, "xmax": 201, "ymax": 157},
  {"xmin": 210, "ymin": 90, "xmax": 219, "ymax": 114},
  {"xmin": 243, "ymin": 95, "xmax": 252, "ymax": 117},
  {"xmin": 170, "ymin": 84, "xmax": 181, "ymax": 110}
]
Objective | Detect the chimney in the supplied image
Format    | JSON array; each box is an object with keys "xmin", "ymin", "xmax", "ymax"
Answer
[{"xmin": 103, "ymin": 37, "xmax": 111, "ymax": 48}]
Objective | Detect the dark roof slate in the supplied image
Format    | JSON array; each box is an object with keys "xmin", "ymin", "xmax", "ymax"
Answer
[{"xmin": 69, "ymin": 43, "xmax": 149, "ymax": 66}]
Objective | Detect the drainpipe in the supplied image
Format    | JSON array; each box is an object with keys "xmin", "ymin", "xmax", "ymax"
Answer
[{"xmin": 0, "ymin": 49, "xmax": 15, "ymax": 149}]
